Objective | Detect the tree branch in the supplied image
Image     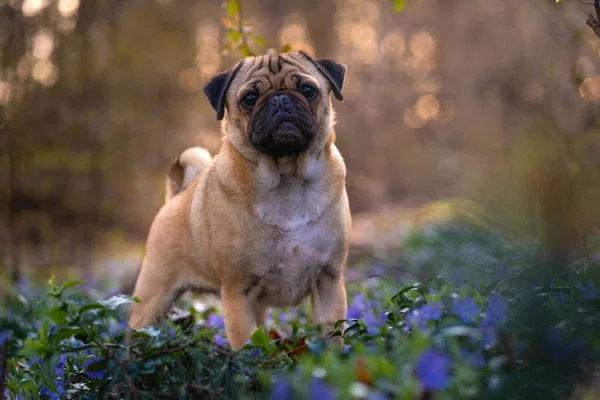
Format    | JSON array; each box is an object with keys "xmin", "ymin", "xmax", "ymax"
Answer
[{"xmin": 586, "ymin": 0, "xmax": 600, "ymax": 39}]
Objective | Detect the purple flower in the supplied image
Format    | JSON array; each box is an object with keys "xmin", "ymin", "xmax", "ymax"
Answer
[
  {"xmin": 347, "ymin": 293, "xmax": 381, "ymax": 320},
  {"xmin": 480, "ymin": 321, "xmax": 498, "ymax": 348},
  {"xmin": 346, "ymin": 304, "xmax": 362, "ymax": 320},
  {"xmin": 278, "ymin": 309, "xmax": 298, "ymax": 323},
  {"xmin": 83, "ymin": 356, "xmax": 107, "ymax": 379},
  {"xmin": 407, "ymin": 302, "xmax": 443, "ymax": 330},
  {"xmin": 461, "ymin": 350, "xmax": 485, "ymax": 367},
  {"xmin": 250, "ymin": 347, "xmax": 261, "ymax": 357},
  {"xmin": 452, "ymin": 297, "xmax": 479, "ymax": 324},
  {"xmin": 576, "ymin": 280, "xmax": 598, "ymax": 300},
  {"xmin": 40, "ymin": 385, "xmax": 63, "ymax": 400},
  {"xmin": 214, "ymin": 334, "xmax": 228, "ymax": 346},
  {"xmin": 368, "ymin": 392, "xmax": 390, "ymax": 400},
  {"xmin": 416, "ymin": 349, "xmax": 451, "ymax": 391},
  {"xmin": 0, "ymin": 331, "xmax": 9, "ymax": 346},
  {"xmin": 310, "ymin": 377, "xmax": 335, "ymax": 400},
  {"xmin": 486, "ymin": 294, "xmax": 507, "ymax": 323},
  {"xmin": 55, "ymin": 354, "xmax": 67, "ymax": 379},
  {"xmin": 363, "ymin": 310, "xmax": 387, "ymax": 334},
  {"xmin": 208, "ymin": 313, "xmax": 225, "ymax": 330},
  {"xmin": 270, "ymin": 376, "xmax": 293, "ymax": 400},
  {"xmin": 420, "ymin": 302, "xmax": 443, "ymax": 320}
]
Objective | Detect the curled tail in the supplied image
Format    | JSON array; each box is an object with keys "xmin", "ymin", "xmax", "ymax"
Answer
[{"xmin": 165, "ymin": 146, "xmax": 212, "ymax": 202}]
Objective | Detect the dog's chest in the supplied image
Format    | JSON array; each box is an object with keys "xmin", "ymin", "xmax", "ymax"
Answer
[{"xmin": 251, "ymin": 178, "xmax": 337, "ymax": 306}]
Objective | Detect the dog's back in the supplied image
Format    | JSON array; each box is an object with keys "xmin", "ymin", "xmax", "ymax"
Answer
[{"xmin": 165, "ymin": 147, "xmax": 213, "ymax": 202}]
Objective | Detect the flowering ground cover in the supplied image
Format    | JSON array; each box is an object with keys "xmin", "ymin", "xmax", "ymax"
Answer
[{"xmin": 1, "ymin": 218, "xmax": 599, "ymax": 399}]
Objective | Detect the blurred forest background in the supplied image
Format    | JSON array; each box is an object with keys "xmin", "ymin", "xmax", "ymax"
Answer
[{"xmin": 1, "ymin": 0, "xmax": 600, "ymax": 284}]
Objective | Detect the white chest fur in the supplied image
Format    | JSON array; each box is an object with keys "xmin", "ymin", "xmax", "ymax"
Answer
[{"xmin": 251, "ymin": 153, "xmax": 341, "ymax": 306}]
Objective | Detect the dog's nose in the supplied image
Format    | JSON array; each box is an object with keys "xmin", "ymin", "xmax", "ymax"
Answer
[{"xmin": 268, "ymin": 94, "xmax": 291, "ymax": 111}]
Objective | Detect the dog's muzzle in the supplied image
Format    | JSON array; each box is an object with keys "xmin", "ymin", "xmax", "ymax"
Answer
[{"xmin": 248, "ymin": 92, "xmax": 317, "ymax": 158}]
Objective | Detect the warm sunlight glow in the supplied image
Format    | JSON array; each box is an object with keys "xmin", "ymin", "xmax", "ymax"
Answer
[
  {"xmin": 32, "ymin": 30, "xmax": 54, "ymax": 60},
  {"xmin": 22, "ymin": 0, "xmax": 49, "ymax": 17},
  {"xmin": 57, "ymin": 0, "xmax": 80, "ymax": 17}
]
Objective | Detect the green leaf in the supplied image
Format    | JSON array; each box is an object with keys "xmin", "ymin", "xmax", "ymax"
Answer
[
  {"xmin": 56, "ymin": 280, "xmax": 85, "ymax": 296},
  {"xmin": 19, "ymin": 337, "xmax": 48, "ymax": 357},
  {"xmin": 53, "ymin": 327, "xmax": 84, "ymax": 343},
  {"xmin": 78, "ymin": 303, "xmax": 106, "ymax": 314},
  {"xmin": 49, "ymin": 307, "xmax": 67, "ymax": 324},
  {"xmin": 41, "ymin": 354, "xmax": 59, "ymax": 393},
  {"xmin": 229, "ymin": 29, "xmax": 241, "ymax": 43},
  {"xmin": 251, "ymin": 35, "xmax": 266, "ymax": 46},
  {"xmin": 280, "ymin": 43, "xmax": 292, "ymax": 53},
  {"xmin": 226, "ymin": 0, "xmax": 239, "ymax": 18},
  {"xmin": 85, "ymin": 358, "xmax": 108, "ymax": 373},
  {"xmin": 48, "ymin": 274, "xmax": 56, "ymax": 287},
  {"xmin": 394, "ymin": 0, "xmax": 405, "ymax": 12},
  {"xmin": 250, "ymin": 327, "xmax": 269, "ymax": 348},
  {"xmin": 40, "ymin": 320, "xmax": 50, "ymax": 343},
  {"xmin": 99, "ymin": 294, "xmax": 134, "ymax": 310},
  {"xmin": 240, "ymin": 44, "xmax": 254, "ymax": 57}
]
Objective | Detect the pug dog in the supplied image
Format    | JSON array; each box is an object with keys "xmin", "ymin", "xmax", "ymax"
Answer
[{"xmin": 128, "ymin": 51, "xmax": 350, "ymax": 349}]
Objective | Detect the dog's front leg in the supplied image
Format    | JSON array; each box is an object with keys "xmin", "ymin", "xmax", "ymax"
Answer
[
  {"xmin": 221, "ymin": 287, "xmax": 260, "ymax": 350},
  {"xmin": 311, "ymin": 273, "xmax": 347, "ymax": 349}
]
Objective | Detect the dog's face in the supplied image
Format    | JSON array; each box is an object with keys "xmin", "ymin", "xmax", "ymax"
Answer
[{"xmin": 203, "ymin": 51, "xmax": 345, "ymax": 158}]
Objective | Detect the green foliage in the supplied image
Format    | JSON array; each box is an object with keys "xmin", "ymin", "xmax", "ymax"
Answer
[
  {"xmin": 221, "ymin": 0, "xmax": 291, "ymax": 57},
  {"xmin": 2, "ymin": 217, "xmax": 599, "ymax": 399},
  {"xmin": 394, "ymin": 0, "xmax": 406, "ymax": 12}
]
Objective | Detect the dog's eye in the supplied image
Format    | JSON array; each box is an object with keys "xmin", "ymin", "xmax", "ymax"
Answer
[
  {"xmin": 242, "ymin": 93, "xmax": 258, "ymax": 108},
  {"xmin": 299, "ymin": 85, "xmax": 318, "ymax": 100}
]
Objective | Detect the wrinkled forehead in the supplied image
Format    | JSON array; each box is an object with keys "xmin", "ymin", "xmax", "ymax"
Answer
[{"xmin": 230, "ymin": 53, "xmax": 324, "ymax": 95}]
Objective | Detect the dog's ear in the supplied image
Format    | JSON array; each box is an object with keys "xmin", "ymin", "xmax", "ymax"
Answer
[
  {"xmin": 203, "ymin": 62, "xmax": 243, "ymax": 120},
  {"xmin": 298, "ymin": 51, "xmax": 346, "ymax": 101}
]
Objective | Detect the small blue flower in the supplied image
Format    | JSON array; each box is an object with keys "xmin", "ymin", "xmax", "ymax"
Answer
[
  {"xmin": 278, "ymin": 309, "xmax": 298, "ymax": 323},
  {"xmin": 416, "ymin": 349, "xmax": 451, "ymax": 391},
  {"xmin": 576, "ymin": 280, "xmax": 598, "ymax": 300},
  {"xmin": 250, "ymin": 347, "xmax": 261, "ymax": 357},
  {"xmin": 363, "ymin": 310, "xmax": 387, "ymax": 334},
  {"xmin": 367, "ymin": 392, "xmax": 390, "ymax": 400},
  {"xmin": 0, "ymin": 331, "xmax": 9, "ymax": 346},
  {"xmin": 310, "ymin": 377, "xmax": 335, "ymax": 400},
  {"xmin": 270, "ymin": 376, "xmax": 293, "ymax": 400},
  {"xmin": 407, "ymin": 302, "xmax": 443, "ymax": 330},
  {"xmin": 55, "ymin": 354, "xmax": 67, "ymax": 379},
  {"xmin": 347, "ymin": 293, "xmax": 381, "ymax": 320},
  {"xmin": 214, "ymin": 334, "xmax": 228, "ymax": 346},
  {"xmin": 461, "ymin": 350, "xmax": 485, "ymax": 367},
  {"xmin": 346, "ymin": 304, "xmax": 362, "ymax": 320},
  {"xmin": 452, "ymin": 297, "xmax": 480, "ymax": 324},
  {"xmin": 486, "ymin": 294, "xmax": 507, "ymax": 323},
  {"xmin": 208, "ymin": 313, "xmax": 225, "ymax": 330},
  {"xmin": 83, "ymin": 356, "xmax": 107, "ymax": 379},
  {"xmin": 40, "ymin": 385, "xmax": 62, "ymax": 400},
  {"xmin": 420, "ymin": 302, "xmax": 443, "ymax": 320},
  {"xmin": 480, "ymin": 321, "xmax": 498, "ymax": 348}
]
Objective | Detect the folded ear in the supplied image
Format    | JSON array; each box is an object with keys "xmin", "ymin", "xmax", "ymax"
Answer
[
  {"xmin": 203, "ymin": 62, "xmax": 243, "ymax": 120},
  {"xmin": 298, "ymin": 51, "xmax": 346, "ymax": 101}
]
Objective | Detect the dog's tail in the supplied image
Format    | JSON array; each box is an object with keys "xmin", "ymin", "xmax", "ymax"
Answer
[{"xmin": 165, "ymin": 147, "xmax": 212, "ymax": 202}]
